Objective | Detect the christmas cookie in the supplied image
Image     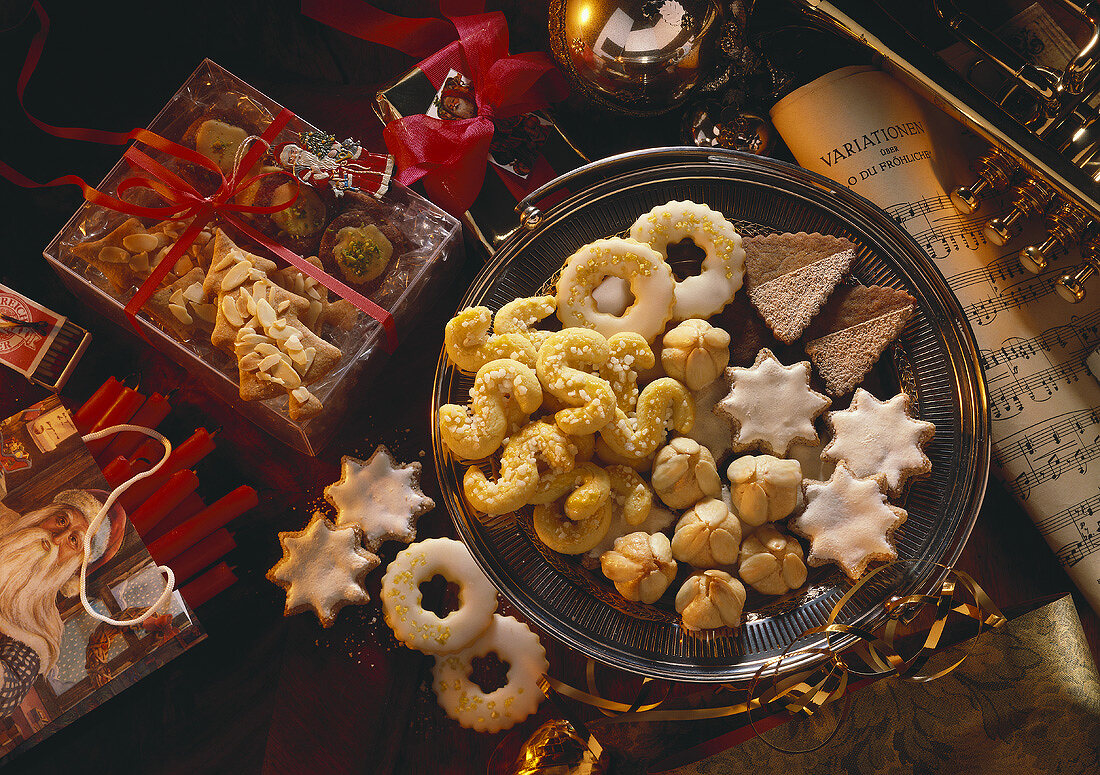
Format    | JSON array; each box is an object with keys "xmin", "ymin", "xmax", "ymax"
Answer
[
  {"xmin": 629, "ymin": 200, "xmax": 745, "ymax": 320},
  {"xmin": 660, "ymin": 319, "xmax": 731, "ymax": 391},
  {"xmin": 325, "ymin": 446, "xmax": 435, "ymax": 550},
  {"xmin": 600, "ymin": 532, "xmax": 677, "ymax": 604},
  {"xmin": 382, "ymin": 537, "xmax": 498, "ymax": 654},
  {"xmin": 319, "ymin": 195, "xmax": 408, "ymax": 286},
  {"xmin": 790, "ymin": 465, "xmax": 907, "ymax": 579},
  {"xmin": 726, "ymin": 454, "xmax": 802, "ymax": 527},
  {"xmin": 822, "ymin": 388, "xmax": 935, "ymax": 496},
  {"xmin": 267, "ymin": 512, "xmax": 380, "ymax": 627},
  {"xmin": 742, "ymin": 232, "xmax": 855, "ymax": 343},
  {"xmin": 432, "ymin": 614, "xmax": 548, "ymax": 733},
  {"xmin": 804, "ymin": 284, "xmax": 917, "ymax": 396},
  {"xmin": 676, "ymin": 570, "xmax": 747, "ymax": 632},
  {"xmin": 555, "ymin": 237, "xmax": 676, "ymax": 342},
  {"xmin": 714, "ymin": 348, "xmax": 830, "ymax": 456},
  {"xmin": 738, "ymin": 523, "xmax": 808, "ymax": 596}
]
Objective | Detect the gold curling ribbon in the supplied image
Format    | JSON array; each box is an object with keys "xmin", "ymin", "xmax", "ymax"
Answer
[{"xmin": 539, "ymin": 562, "xmax": 1007, "ymax": 753}]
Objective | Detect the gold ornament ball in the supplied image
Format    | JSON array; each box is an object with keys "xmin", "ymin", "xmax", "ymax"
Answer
[
  {"xmin": 512, "ymin": 719, "xmax": 606, "ymax": 775},
  {"xmin": 549, "ymin": 0, "xmax": 722, "ymax": 116}
]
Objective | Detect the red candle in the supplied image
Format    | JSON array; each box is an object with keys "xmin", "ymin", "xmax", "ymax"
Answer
[
  {"xmin": 101, "ymin": 456, "xmax": 133, "ymax": 488},
  {"xmin": 118, "ymin": 428, "xmax": 215, "ymax": 510},
  {"xmin": 73, "ymin": 377, "xmax": 123, "ymax": 434},
  {"xmin": 98, "ymin": 392, "xmax": 171, "ymax": 462},
  {"xmin": 127, "ymin": 438, "xmax": 165, "ymax": 473},
  {"xmin": 147, "ymin": 486, "xmax": 258, "ymax": 563},
  {"xmin": 128, "ymin": 469, "xmax": 200, "ymax": 536},
  {"xmin": 146, "ymin": 493, "xmax": 205, "ymax": 543},
  {"xmin": 86, "ymin": 388, "xmax": 145, "ymax": 456},
  {"xmin": 166, "ymin": 529, "xmax": 236, "ymax": 584},
  {"xmin": 180, "ymin": 562, "xmax": 236, "ymax": 608}
]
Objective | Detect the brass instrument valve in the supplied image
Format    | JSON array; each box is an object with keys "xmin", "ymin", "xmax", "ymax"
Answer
[
  {"xmin": 951, "ymin": 147, "xmax": 1019, "ymax": 213},
  {"xmin": 1056, "ymin": 238, "xmax": 1100, "ymax": 303},
  {"xmin": 984, "ymin": 178, "xmax": 1056, "ymax": 246},
  {"xmin": 1019, "ymin": 201, "xmax": 1092, "ymax": 273}
]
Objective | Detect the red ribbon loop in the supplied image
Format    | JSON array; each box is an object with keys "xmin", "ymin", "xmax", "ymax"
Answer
[
  {"xmin": 306, "ymin": 1, "xmax": 568, "ymax": 216},
  {"xmin": 4, "ymin": 1, "xmax": 397, "ymax": 352}
]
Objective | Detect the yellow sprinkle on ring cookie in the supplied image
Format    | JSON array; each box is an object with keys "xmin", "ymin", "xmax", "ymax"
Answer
[
  {"xmin": 432, "ymin": 614, "xmax": 548, "ymax": 733},
  {"xmin": 555, "ymin": 237, "xmax": 675, "ymax": 343},
  {"xmin": 630, "ymin": 200, "xmax": 745, "ymax": 321},
  {"xmin": 381, "ymin": 538, "xmax": 498, "ymax": 654}
]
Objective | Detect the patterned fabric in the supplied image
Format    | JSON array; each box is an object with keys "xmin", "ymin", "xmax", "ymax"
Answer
[
  {"xmin": 593, "ymin": 595, "xmax": 1100, "ymax": 775},
  {"xmin": 0, "ymin": 634, "xmax": 39, "ymax": 716}
]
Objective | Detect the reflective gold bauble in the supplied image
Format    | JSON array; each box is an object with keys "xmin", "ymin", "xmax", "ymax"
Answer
[
  {"xmin": 549, "ymin": 0, "xmax": 722, "ymax": 116},
  {"xmin": 512, "ymin": 719, "xmax": 607, "ymax": 775}
]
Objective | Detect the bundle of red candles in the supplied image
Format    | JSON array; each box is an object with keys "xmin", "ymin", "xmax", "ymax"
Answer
[{"xmin": 73, "ymin": 376, "xmax": 257, "ymax": 609}]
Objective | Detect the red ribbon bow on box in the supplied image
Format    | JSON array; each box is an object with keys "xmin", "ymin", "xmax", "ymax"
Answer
[
  {"xmin": 1, "ymin": 2, "xmax": 397, "ymax": 351},
  {"xmin": 303, "ymin": 0, "xmax": 569, "ymax": 216}
]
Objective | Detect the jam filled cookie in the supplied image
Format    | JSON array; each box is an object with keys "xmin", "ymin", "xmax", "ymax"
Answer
[{"xmin": 267, "ymin": 512, "xmax": 380, "ymax": 628}]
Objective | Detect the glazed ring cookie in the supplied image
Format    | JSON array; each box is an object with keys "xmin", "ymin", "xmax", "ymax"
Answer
[
  {"xmin": 432, "ymin": 614, "xmax": 548, "ymax": 733},
  {"xmin": 629, "ymin": 200, "xmax": 745, "ymax": 320},
  {"xmin": 555, "ymin": 238, "xmax": 675, "ymax": 342},
  {"xmin": 381, "ymin": 537, "xmax": 498, "ymax": 654}
]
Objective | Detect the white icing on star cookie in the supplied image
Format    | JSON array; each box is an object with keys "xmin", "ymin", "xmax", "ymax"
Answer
[
  {"xmin": 789, "ymin": 465, "xmax": 907, "ymax": 579},
  {"xmin": 821, "ymin": 388, "xmax": 935, "ymax": 496},
  {"xmin": 267, "ymin": 512, "xmax": 380, "ymax": 627},
  {"xmin": 325, "ymin": 446, "xmax": 435, "ymax": 550},
  {"xmin": 714, "ymin": 348, "xmax": 830, "ymax": 456}
]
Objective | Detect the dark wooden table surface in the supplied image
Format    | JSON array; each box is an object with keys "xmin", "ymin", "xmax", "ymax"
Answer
[{"xmin": 1, "ymin": 1, "xmax": 1097, "ymax": 773}]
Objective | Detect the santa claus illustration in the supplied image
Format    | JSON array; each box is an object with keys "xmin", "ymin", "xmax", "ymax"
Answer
[{"xmin": 0, "ymin": 490, "xmax": 125, "ymax": 717}]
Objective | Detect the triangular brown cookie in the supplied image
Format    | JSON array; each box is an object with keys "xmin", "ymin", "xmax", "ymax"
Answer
[
  {"xmin": 804, "ymin": 284, "xmax": 916, "ymax": 396},
  {"xmin": 742, "ymin": 233, "xmax": 855, "ymax": 343}
]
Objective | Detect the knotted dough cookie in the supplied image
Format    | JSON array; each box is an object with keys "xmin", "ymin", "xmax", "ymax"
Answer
[
  {"xmin": 629, "ymin": 200, "xmax": 745, "ymax": 321},
  {"xmin": 556, "ymin": 237, "xmax": 675, "ymax": 342},
  {"xmin": 493, "ymin": 295, "xmax": 557, "ymax": 351}
]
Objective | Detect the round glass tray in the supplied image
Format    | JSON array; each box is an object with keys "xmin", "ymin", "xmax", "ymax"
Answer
[{"xmin": 431, "ymin": 148, "xmax": 989, "ymax": 683}]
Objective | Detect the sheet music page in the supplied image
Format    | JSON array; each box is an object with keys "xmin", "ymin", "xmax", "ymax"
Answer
[{"xmin": 771, "ymin": 66, "xmax": 1100, "ymax": 612}]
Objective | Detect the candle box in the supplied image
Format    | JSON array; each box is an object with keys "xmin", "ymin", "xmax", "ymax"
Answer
[
  {"xmin": 44, "ymin": 60, "xmax": 463, "ymax": 454},
  {"xmin": 375, "ymin": 46, "xmax": 588, "ymax": 252}
]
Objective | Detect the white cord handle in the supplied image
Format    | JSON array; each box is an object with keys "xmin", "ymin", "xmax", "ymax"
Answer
[{"xmin": 79, "ymin": 424, "xmax": 176, "ymax": 627}]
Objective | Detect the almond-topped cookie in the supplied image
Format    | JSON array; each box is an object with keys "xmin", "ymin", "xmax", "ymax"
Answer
[
  {"xmin": 822, "ymin": 388, "xmax": 935, "ymax": 497},
  {"xmin": 804, "ymin": 283, "xmax": 917, "ymax": 397},
  {"xmin": 742, "ymin": 232, "xmax": 855, "ymax": 343},
  {"xmin": 714, "ymin": 348, "xmax": 830, "ymax": 456}
]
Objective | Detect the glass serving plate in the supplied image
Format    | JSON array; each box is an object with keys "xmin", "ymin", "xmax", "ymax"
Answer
[{"xmin": 431, "ymin": 147, "xmax": 990, "ymax": 683}]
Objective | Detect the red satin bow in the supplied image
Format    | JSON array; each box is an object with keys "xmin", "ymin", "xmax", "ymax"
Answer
[{"xmin": 381, "ymin": 12, "xmax": 569, "ymax": 216}]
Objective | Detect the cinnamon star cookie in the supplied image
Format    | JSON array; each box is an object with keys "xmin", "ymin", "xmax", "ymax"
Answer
[
  {"xmin": 267, "ymin": 512, "xmax": 380, "ymax": 627},
  {"xmin": 714, "ymin": 348, "xmax": 830, "ymax": 456},
  {"xmin": 822, "ymin": 388, "xmax": 936, "ymax": 497},
  {"xmin": 325, "ymin": 445, "xmax": 435, "ymax": 550},
  {"xmin": 790, "ymin": 465, "xmax": 907, "ymax": 579}
]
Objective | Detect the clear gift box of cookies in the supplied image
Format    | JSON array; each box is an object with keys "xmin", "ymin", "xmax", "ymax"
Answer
[{"xmin": 43, "ymin": 60, "xmax": 463, "ymax": 454}]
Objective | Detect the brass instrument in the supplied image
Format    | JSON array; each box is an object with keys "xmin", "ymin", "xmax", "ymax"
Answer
[{"xmin": 789, "ymin": 0, "xmax": 1100, "ymax": 301}]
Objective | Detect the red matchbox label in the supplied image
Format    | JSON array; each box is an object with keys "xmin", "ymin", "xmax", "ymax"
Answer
[{"xmin": 0, "ymin": 283, "xmax": 65, "ymax": 379}]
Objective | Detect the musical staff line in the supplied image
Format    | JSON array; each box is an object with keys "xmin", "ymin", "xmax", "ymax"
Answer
[{"xmin": 997, "ymin": 408, "xmax": 1100, "ymax": 500}]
